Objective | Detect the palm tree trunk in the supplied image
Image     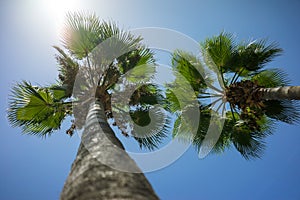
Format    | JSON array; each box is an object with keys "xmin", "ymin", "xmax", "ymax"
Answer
[
  {"xmin": 60, "ymin": 100, "xmax": 159, "ymax": 200},
  {"xmin": 259, "ymin": 86, "xmax": 300, "ymax": 100}
]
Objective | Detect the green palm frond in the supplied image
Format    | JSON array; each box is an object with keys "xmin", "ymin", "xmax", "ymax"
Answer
[
  {"xmin": 62, "ymin": 12, "xmax": 103, "ymax": 59},
  {"xmin": 7, "ymin": 81, "xmax": 70, "ymax": 136},
  {"xmin": 165, "ymin": 88, "xmax": 183, "ymax": 114},
  {"xmin": 116, "ymin": 47, "xmax": 155, "ymax": 76},
  {"xmin": 136, "ymin": 48, "xmax": 155, "ymax": 66},
  {"xmin": 99, "ymin": 20, "xmax": 121, "ymax": 39},
  {"xmin": 87, "ymin": 21, "xmax": 144, "ymax": 71},
  {"xmin": 111, "ymin": 83, "xmax": 169, "ymax": 150},
  {"xmin": 130, "ymin": 108, "xmax": 171, "ymax": 150},
  {"xmin": 191, "ymin": 108, "xmax": 231, "ymax": 155},
  {"xmin": 251, "ymin": 68, "xmax": 290, "ymax": 87},
  {"xmin": 186, "ymin": 105, "xmax": 273, "ymax": 159},
  {"xmin": 202, "ymin": 32, "xmax": 236, "ymax": 73},
  {"xmin": 129, "ymin": 84, "xmax": 165, "ymax": 106},
  {"xmin": 21, "ymin": 111, "xmax": 66, "ymax": 135},
  {"xmin": 189, "ymin": 108, "xmax": 211, "ymax": 143},
  {"xmin": 101, "ymin": 43, "xmax": 155, "ymax": 91},
  {"xmin": 264, "ymin": 100, "xmax": 300, "ymax": 124},
  {"xmin": 62, "ymin": 12, "xmax": 142, "ymax": 59},
  {"xmin": 131, "ymin": 85, "xmax": 169, "ymax": 151},
  {"xmin": 49, "ymin": 85, "xmax": 69, "ymax": 101},
  {"xmin": 171, "ymin": 50, "xmax": 208, "ymax": 93},
  {"xmin": 124, "ymin": 64, "xmax": 156, "ymax": 83},
  {"xmin": 99, "ymin": 21, "xmax": 143, "ymax": 54},
  {"xmin": 202, "ymin": 32, "xmax": 282, "ymax": 78},
  {"xmin": 228, "ymin": 110, "xmax": 275, "ymax": 159},
  {"xmin": 53, "ymin": 46, "xmax": 79, "ymax": 97},
  {"xmin": 134, "ymin": 125, "xmax": 170, "ymax": 151},
  {"xmin": 231, "ymin": 131, "xmax": 266, "ymax": 160},
  {"xmin": 234, "ymin": 39, "xmax": 282, "ymax": 72}
]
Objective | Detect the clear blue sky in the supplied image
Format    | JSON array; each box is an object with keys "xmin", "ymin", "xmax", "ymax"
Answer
[{"xmin": 1, "ymin": 0, "xmax": 300, "ymax": 199}]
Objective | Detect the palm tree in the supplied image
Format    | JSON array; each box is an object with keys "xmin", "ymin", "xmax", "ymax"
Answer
[
  {"xmin": 7, "ymin": 13, "xmax": 164, "ymax": 200},
  {"xmin": 168, "ymin": 32, "xmax": 300, "ymax": 159}
]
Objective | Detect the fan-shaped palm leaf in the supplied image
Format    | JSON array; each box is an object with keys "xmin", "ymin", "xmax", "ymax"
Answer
[
  {"xmin": 130, "ymin": 108, "xmax": 172, "ymax": 150},
  {"xmin": 62, "ymin": 12, "xmax": 103, "ymax": 59},
  {"xmin": 264, "ymin": 100, "xmax": 300, "ymax": 124},
  {"xmin": 235, "ymin": 39, "xmax": 282, "ymax": 72},
  {"xmin": 7, "ymin": 81, "xmax": 71, "ymax": 136},
  {"xmin": 172, "ymin": 50, "xmax": 208, "ymax": 93},
  {"xmin": 202, "ymin": 32, "xmax": 236, "ymax": 73},
  {"xmin": 251, "ymin": 68, "xmax": 290, "ymax": 87}
]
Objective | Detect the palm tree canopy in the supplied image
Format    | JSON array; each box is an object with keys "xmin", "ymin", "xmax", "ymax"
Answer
[
  {"xmin": 168, "ymin": 32, "xmax": 300, "ymax": 159},
  {"xmin": 7, "ymin": 12, "xmax": 168, "ymax": 150}
]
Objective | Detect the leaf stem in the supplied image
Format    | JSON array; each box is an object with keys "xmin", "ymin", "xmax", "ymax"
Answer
[
  {"xmin": 216, "ymin": 102, "xmax": 224, "ymax": 113},
  {"xmin": 207, "ymin": 83, "xmax": 224, "ymax": 94},
  {"xmin": 232, "ymin": 68, "xmax": 245, "ymax": 83},
  {"xmin": 230, "ymin": 104, "xmax": 236, "ymax": 121},
  {"xmin": 204, "ymin": 97, "xmax": 222, "ymax": 109},
  {"xmin": 230, "ymin": 71, "xmax": 238, "ymax": 85},
  {"xmin": 198, "ymin": 94, "xmax": 223, "ymax": 99}
]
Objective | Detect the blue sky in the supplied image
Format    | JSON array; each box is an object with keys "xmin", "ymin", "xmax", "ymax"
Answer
[{"xmin": 1, "ymin": 0, "xmax": 300, "ymax": 199}]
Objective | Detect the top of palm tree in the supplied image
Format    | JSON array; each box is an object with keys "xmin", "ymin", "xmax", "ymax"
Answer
[
  {"xmin": 167, "ymin": 32, "xmax": 300, "ymax": 159},
  {"xmin": 7, "ymin": 12, "xmax": 168, "ymax": 151}
]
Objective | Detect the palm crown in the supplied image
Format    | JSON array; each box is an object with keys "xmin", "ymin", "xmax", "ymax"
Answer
[
  {"xmin": 7, "ymin": 13, "xmax": 168, "ymax": 150},
  {"xmin": 168, "ymin": 32, "xmax": 300, "ymax": 159}
]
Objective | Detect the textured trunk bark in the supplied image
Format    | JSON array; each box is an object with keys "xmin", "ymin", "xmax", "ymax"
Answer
[
  {"xmin": 60, "ymin": 100, "xmax": 159, "ymax": 200},
  {"xmin": 259, "ymin": 86, "xmax": 300, "ymax": 100}
]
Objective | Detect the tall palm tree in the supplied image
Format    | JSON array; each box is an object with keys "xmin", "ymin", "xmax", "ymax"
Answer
[
  {"xmin": 7, "ymin": 13, "xmax": 165, "ymax": 200},
  {"xmin": 168, "ymin": 32, "xmax": 300, "ymax": 159}
]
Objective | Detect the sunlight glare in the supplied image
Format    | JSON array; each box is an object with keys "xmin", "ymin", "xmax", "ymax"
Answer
[{"xmin": 42, "ymin": 0, "xmax": 81, "ymax": 33}]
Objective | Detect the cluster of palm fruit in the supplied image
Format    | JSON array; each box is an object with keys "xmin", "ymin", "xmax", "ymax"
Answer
[{"xmin": 226, "ymin": 80, "xmax": 264, "ymax": 132}]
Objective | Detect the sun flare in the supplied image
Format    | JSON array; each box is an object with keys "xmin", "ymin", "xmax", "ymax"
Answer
[{"xmin": 42, "ymin": 0, "xmax": 82, "ymax": 32}]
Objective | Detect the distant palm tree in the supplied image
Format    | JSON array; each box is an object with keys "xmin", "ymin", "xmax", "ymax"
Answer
[
  {"xmin": 168, "ymin": 32, "xmax": 300, "ymax": 159},
  {"xmin": 7, "ymin": 13, "xmax": 163, "ymax": 200}
]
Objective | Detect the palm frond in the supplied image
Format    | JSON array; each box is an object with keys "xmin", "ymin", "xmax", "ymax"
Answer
[
  {"xmin": 165, "ymin": 88, "xmax": 181, "ymax": 113},
  {"xmin": 129, "ymin": 84, "xmax": 165, "ymax": 106},
  {"xmin": 251, "ymin": 68, "xmax": 290, "ymax": 87},
  {"xmin": 191, "ymin": 107, "xmax": 273, "ymax": 159},
  {"xmin": 89, "ymin": 21, "xmax": 143, "ymax": 70},
  {"xmin": 231, "ymin": 131, "xmax": 266, "ymax": 160},
  {"xmin": 202, "ymin": 32, "xmax": 236, "ymax": 73},
  {"xmin": 234, "ymin": 39, "xmax": 282, "ymax": 72},
  {"xmin": 116, "ymin": 46, "xmax": 155, "ymax": 76},
  {"xmin": 53, "ymin": 46, "xmax": 79, "ymax": 97},
  {"xmin": 171, "ymin": 50, "xmax": 208, "ymax": 93},
  {"xmin": 99, "ymin": 21, "xmax": 142, "ymax": 51},
  {"xmin": 131, "ymin": 109, "xmax": 171, "ymax": 150},
  {"xmin": 124, "ymin": 63, "xmax": 156, "ymax": 83},
  {"xmin": 190, "ymin": 109, "xmax": 211, "ymax": 144},
  {"xmin": 264, "ymin": 100, "xmax": 300, "ymax": 124},
  {"xmin": 191, "ymin": 108, "xmax": 231, "ymax": 155},
  {"xmin": 228, "ymin": 113, "xmax": 273, "ymax": 159},
  {"xmin": 111, "ymin": 82, "xmax": 169, "ymax": 150},
  {"xmin": 62, "ymin": 12, "xmax": 103, "ymax": 59},
  {"xmin": 7, "ymin": 81, "xmax": 69, "ymax": 136},
  {"xmin": 49, "ymin": 85, "xmax": 69, "ymax": 101}
]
